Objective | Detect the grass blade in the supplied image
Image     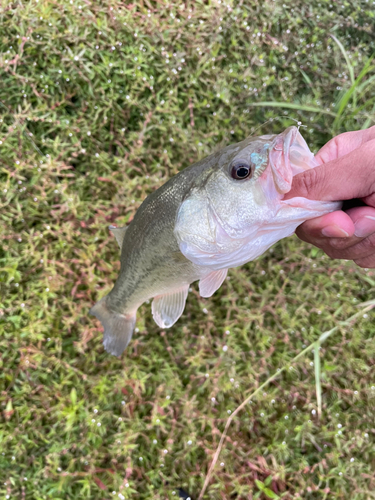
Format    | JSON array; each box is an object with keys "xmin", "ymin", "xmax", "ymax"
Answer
[
  {"xmin": 335, "ymin": 60, "xmax": 375, "ymax": 117},
  {"xmin": 332, "ymin": 54, "xmax": 375, "ymax": 130},
  {"xmin": 331, "ymin": 34, "xmax": 355, "ymax": 85},
  {"xmin": 314, "ymin": 342, "xmax": 322, "ymax": 419},
  {"xmin": 248, "ymin": 101, "xmax": 336, "ymax": 116}
]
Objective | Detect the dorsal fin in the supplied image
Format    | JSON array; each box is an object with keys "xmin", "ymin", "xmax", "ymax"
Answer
[{"xmin": 109, "ymin": 225, "xmax": 127, "ymax": 251}]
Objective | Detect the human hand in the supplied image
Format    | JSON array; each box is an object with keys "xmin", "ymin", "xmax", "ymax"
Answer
[{"xmin": 284, "ymin": 125, "xmax": 375, "ymax": 268}]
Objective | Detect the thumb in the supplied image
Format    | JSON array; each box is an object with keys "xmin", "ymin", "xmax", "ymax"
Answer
[{"xmin": 285, "ymin": 139, "xmax": 375, "ymax": 202}]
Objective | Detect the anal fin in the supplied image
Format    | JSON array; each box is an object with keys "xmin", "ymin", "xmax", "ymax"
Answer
[
  {"xmin": 199, "ymin": 269, "xmax": 228, "ymax": 298},
  {"xmin": 152, "ymin": 285, "xmax": 189, "ymax": 328},
  {"xmin": 90, "ymin": 296, "xmax": 136, "ymax": 357}
]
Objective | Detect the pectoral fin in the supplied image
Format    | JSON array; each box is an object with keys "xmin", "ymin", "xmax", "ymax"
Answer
[
  {"xmin": 152, "ymin": 285, "xmax": 189, "ymax": 328},
  {"xmin": 199, "ymin": 269, "xmax": 228, "ymax": 297},
  {"xmin": 109, "ymin": 225, "xmax": 127, "ymax": 251}
]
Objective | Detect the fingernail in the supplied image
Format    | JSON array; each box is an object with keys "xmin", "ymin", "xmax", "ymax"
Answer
[
  {"xmin": 321, "ymin": 225, "xmax": 349, "ymax": 238},
  {"xmin": 354, "ymin": 216, "xmax": 375, "ymax": 237}
]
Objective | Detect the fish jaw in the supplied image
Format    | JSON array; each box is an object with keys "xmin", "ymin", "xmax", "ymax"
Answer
[
  {"xmin": 267, "ymin": 126, "xmax": 319, "ymax": 194},
  {"xmin": 178, "ymin": 198, "xmax": 341, "ymax": 269}
]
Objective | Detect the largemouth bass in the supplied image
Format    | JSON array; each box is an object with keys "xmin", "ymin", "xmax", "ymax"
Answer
[{"xmin": 90, "ymin": 126, "xmax": 341, "ymax": 356}]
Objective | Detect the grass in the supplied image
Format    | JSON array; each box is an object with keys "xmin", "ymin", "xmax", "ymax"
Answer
[{"xmin": 1, "ymin": 0, "xmax": 375, "ymax": 499}]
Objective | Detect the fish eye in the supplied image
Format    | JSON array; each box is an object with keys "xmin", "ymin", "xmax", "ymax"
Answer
[{"xmin": 230, "ymin": 162, "xmax": 253, "ymax": 180}]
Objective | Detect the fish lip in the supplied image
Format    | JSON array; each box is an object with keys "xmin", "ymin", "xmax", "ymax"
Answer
[
  {"xmin": 268, "ymin": 126, "xmax": 298, "ymax": 194},
  {"xmin": 270, "ymin": 126, "xmax": 320, "ymax": 197}
]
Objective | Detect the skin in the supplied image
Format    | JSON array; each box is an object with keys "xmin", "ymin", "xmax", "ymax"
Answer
[{"xmin": 284, "ymin": 125, "xmax": 375, "ymax": 268}]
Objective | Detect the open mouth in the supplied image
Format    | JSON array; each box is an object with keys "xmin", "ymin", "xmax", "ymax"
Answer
[
  {"xmin": 288, "ymin": 129, "xmax": 319, "ymax": 176},
  {"xmin": 269, "ymin": 126, "xmax": 318, "ymax": 194}
]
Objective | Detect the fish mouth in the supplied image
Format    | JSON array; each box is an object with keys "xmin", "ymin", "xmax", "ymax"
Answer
[{"xmin": 269, "ymin": 126, "xmax": 318, "ymax": 195}]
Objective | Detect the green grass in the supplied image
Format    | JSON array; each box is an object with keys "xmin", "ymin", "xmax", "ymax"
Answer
[{"xmin": 1, "ymin": 0, "xmax": 375, "ymax": 499}]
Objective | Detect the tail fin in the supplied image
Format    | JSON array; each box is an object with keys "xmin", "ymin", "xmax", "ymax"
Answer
[{"xmin": 89, "ymin": 296, "xmax": 136, "ymax": 357}]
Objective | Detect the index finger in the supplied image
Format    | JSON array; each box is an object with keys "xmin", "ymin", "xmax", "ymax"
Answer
[{"xmin": 315, "ymin": 125, "xmax": 375, "ymax": 164}]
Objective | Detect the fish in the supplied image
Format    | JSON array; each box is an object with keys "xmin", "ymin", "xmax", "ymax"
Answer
[{"xmin": 90, "ymin": 126, "xmax": 341, "ymax": 356}]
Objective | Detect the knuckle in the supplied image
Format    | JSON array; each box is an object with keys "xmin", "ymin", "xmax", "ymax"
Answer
[
  {"xmin": 362, "ymin": 140, "xmax": 375, "ymax": 187},
  {"xmin": 367, "ymin": 232, "xmax": 375, "ymax": 246},
  {"xmin": 329, "ymin": 238, "xmax": 353, "ymax": 250},
  {"xmin": 295, "ymin": 168, "xmax": 320, "ymax": 199},
  {"xmin": 324, "ymin": 247, "xmax": 341, "ymax": 259},
  {"xmin": 295, "ymin": 227, "xmax": 322, "ymax": 247},
  {"xmin": 295, "ymin": 225, "xmax": 309, "ymax": 242}
]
